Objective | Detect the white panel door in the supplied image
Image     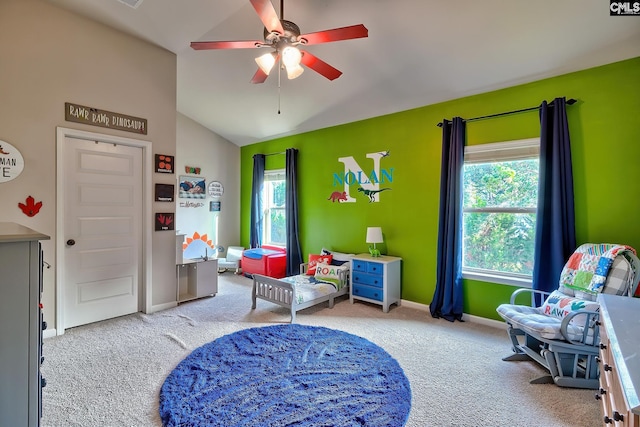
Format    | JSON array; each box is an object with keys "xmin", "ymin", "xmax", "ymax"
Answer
[{"xmin": 64, "ymin": 137, "xmax": 142, "ymax": 328}]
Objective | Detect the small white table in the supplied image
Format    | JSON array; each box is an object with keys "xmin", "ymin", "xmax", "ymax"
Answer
[{"xmin": 349, "ymin": 253, "xmax": 402, "ymax": 312}]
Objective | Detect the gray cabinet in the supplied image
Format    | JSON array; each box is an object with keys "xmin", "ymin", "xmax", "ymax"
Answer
[
  {"xmin": 0, "ymin": 222, "xmax": 49, "ymax": 427},
  {"xmin": 176, "ymin": 258, "xmax": 218, "ymax": 303},
  {"xmin": 350, "ymin": 254, "xmax": 402, "ymax": 312}
]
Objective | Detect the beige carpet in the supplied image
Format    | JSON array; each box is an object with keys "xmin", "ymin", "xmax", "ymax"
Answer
[{"xmin": 42, "ymin": 273, "xmax": 601, "ymax": 427}]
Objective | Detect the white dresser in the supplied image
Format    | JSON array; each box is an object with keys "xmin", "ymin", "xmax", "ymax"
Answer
[
  {"xmin": 350, "ymin": 254, "xmax": 402, "ymax": 312},
  {"xmin": 597, "ymin": 294, "xmax": 640, "ymax": 426},
  {"xmin": 0, "ymin": 222, "xmax": 50, "ymax": 427}
]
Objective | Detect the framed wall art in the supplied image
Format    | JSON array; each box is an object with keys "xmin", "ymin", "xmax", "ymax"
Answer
[
  {"xmin": 155, "ymin": 183, "xmax": 175, "ymax": 202},
  {"xmin": 155, "ymin": 212, "xmax": 175, "ymax": 231},
  {"xmin": 155, "ymin": 154, "xmax": 174, "ymax": 173},
  {"xmin": 178, "ymin": 175, "xmax": 206, "ymax": 199}
]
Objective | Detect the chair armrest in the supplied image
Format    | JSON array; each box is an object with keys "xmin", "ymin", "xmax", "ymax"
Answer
[
  {"xmin": 509, "ymin": 288, "xmax": 552, "ymax": 305},
  {"xmin": 560, "ymin": 310, "xmax": 600, "ymax": 345}
]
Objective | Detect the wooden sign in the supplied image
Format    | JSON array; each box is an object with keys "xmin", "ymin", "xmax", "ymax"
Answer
[{"xmin": 65, "ymin": 102, "xmax": 147, "ymax": 135}]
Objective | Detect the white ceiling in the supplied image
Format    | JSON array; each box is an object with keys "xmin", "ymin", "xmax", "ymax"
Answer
[{"xmin": 48, "ymin": 0, "xmax": 640, "ymax": 146}]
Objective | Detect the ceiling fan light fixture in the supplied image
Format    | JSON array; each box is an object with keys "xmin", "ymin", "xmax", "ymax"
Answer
[
  {"xmin": 282, "ymin": 46, "xmax": 303, "ymax": 79},
  {"xmin": 285, "ymin": 64, "xmax": 304, "ymax": 80},
  {"xmin": 255, "ymin": 52, "xmax": 276, "ymax": 75}
]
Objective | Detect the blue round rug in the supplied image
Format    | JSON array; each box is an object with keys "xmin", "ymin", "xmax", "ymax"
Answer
[{"xmin": 159, "ymin": 324, "xmax": 411, "ymax": 427}]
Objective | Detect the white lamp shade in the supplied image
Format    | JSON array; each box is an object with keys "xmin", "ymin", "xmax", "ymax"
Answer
[
  {"xmin": 366, "ymin": 227, "xmax": 383, "ymax": 244},
  {"xmin": 282, "ymin": 46, "xmax": 304, "ymax": 80},
  {"xmin": 255, "ymin": 52, "xmax": 276, "ymax": 75}
]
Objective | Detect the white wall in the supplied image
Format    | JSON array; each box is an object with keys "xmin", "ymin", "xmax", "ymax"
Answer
[
  {"xmin": 0, "ymin": 0, "xmax": 177, "ymax": 329},
  {"xmin": 176, "ymin": 113, "xmax": 241, "ymax": 259}
]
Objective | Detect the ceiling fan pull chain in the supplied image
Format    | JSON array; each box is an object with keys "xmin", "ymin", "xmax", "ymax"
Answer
[{"xmin": 277, "ymin": 59, "xmax": 282, "ymax": 114}]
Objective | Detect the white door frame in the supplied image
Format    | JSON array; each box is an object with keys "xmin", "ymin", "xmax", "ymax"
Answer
[{"xmin": 56, "ymin": 127, "xmax": 153, "ymax": 335}]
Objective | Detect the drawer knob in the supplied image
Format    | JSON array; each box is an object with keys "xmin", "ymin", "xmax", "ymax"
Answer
[
  {"xmin": 599, "ymin": 343, "xmax": 607, "ymax": 350},
  {"xmin": 613, "ymin": 412, "xmax": 624, "ymax": 422},
  {"xmin": 604, "ymin": 416, "xmax": 613, "ymax": 424},
  {"xmin": 604, "ymin": 364, "xmax": 612, "ymax": 372},
  {"xmin": 595, "ymin": 356, "xmax": 601, "ymax": 364}
]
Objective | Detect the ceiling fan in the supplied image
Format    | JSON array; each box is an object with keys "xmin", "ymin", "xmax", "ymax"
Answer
[{"xmin": 190, "ymin": 0, "xmax": 368, "ymax": 84}]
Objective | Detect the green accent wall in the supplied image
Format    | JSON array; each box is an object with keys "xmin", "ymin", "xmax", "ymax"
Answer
[{"xmin": 241, "ymin": 57, "xmax": 640, "ymax": 321}]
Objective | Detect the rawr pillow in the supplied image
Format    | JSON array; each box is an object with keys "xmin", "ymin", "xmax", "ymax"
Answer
[
  {"xmin": 307, "ymin": 254, "xmax": 332, "ymax": 275},
  {"xmin": 540, "ymin": 290, "xmax": 599, "ymax": 324}
]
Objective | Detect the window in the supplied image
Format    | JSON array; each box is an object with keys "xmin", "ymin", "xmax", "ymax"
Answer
[
  {"xmin": 263, "ymin": 170, "xmax": 286, "ymax": 246},
  {"xmin": 462, "ymin": 138, "xmax": 539, "ymax": 287}
]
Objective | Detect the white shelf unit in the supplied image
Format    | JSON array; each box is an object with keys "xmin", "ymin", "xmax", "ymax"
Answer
[{"xmin": 176, "ymin": 258, "xmax": 218, "ymax": 303}]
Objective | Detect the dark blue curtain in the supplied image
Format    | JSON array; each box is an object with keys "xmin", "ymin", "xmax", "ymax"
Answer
[
  {"xmin": 285, "ymin": 148, "xmax": 303, "ymax": 276},
  {"xmin": 532, "ymin": 98, "xmax": 576, "ymax": 298},
  {"xmin": 430, "ymin": 117, "xmax": 465, "ymax": 322},
  {"xmin": 249, "ymin": 154, "xmax": 265, "ymax": 249}
]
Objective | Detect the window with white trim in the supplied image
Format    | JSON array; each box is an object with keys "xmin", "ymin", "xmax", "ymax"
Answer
[
  {"xmin": 263, "ymin": 170, "xmax": 286, "ymax": 246},
  {"xmin": 462, "ymin": 138, "xmax": 540, "ymax": 287}
]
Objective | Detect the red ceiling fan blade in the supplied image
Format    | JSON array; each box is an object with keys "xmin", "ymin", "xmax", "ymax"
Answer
[
  {"xmin": 300, "ymin": 24, "xmax": 368, "ymax": 45},
  {"xmin": 251, "ymin": 68, "xmax": 269, "ymax": 84},
  {"xmin": 191, "ymin": 40, "xmax": 262, "ymax": 50},
  {"xmin": 300, "ymin": 51, "xmax": 342, "ymax": 81},
  {"xmin": 250, "ymin": 0, "xmax": 285, "ymax": 34}
]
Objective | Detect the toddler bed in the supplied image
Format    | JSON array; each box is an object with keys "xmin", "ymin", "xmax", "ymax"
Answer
[{"xmin": 251, "ymin": 252, "xmax": 351, "ymax": 322}]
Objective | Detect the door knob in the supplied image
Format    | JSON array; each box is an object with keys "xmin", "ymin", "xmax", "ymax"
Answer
[{"xmin": 66, "ymin": 239, "xmax": 76, "ymax": 246}]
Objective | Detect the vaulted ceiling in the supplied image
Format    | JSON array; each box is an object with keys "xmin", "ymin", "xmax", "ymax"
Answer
[{"xmin": 48, "ymin": 0, "xmax": 640, "ymax": 146}]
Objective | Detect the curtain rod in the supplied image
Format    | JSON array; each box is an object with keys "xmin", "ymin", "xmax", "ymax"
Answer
[
  {"xmin": 437, "ymin": 98, "xmax": 577, "ymax": 127},
  {"xmin": 254, "ymin": 151, "xmax": 285, "ymax": 157}
]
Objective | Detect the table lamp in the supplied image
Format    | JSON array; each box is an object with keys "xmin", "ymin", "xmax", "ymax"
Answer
[{"xmin": 366, "ymin": 227, "xmax": 383, "ymax": 257}]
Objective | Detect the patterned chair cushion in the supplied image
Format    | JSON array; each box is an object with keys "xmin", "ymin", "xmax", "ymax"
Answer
[{"xmin": 496, "ymin": 303, "xmax": 595, "ymax": 344}]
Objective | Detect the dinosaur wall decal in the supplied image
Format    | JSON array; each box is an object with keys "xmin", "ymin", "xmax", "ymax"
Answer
[
  {"xmin": 357, "ymin": 187, "xmax": 392, "ymax": 203},
  {"xmin": 327, "ymin": 191, "xmax": 348, "ymax": 202}
]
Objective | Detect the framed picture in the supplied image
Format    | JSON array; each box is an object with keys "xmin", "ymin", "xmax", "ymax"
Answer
[
  {"xmin": 178, "ymin": 175, "xmax": 206, "ymax": 199},
  {"xmin": 210, "ymin": 201, "xmax": 221, "ymax": 212},
  {"xmin": 155, "ymin": 154, "xmax": 174, "ymax": 173},
  {"xmin": 155, "ymin": 183, "xmax": 175, "ymax": 202},
  {"xmin": 155, "ymin": 212, "xmax": 175, "ymax": 231}
]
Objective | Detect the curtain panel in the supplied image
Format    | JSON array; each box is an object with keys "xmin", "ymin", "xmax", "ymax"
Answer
[
  {"xmin": 430, "ymin": 117, "xmax": 466, "ymax": 322},
  {"xmin": 532, "ymin": 97, "xmax": 576, "ymax": 298},
  {"xmin": 285, "ymin": 148, "xmax": 303, "ymax": 276},
  {"xmin": 249, "ymin": 154, "xmax": 265, "ymax": 249}
]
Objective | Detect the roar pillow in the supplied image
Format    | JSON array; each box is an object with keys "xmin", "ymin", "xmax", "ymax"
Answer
[
  {"xmin": 314, "ymin": 263, "xmax": 349, "ymax": 290},
  {"xmin": 307, "ymin": 254, "xmax": 333, "ymax": 275}
]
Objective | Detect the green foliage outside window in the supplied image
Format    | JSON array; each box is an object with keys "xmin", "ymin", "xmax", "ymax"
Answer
[
  {"xmin": 267, "ymin": 181, "xmax": 286, "ymax": 245},
  {"xmin": 463, "ymin": 159, "xmax": 538, "ymax": 276}
]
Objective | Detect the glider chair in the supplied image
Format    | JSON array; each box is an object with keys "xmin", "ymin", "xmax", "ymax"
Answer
[{"xmin": 497, "ymin": 244, "xmax": 640, "ymax": 389}]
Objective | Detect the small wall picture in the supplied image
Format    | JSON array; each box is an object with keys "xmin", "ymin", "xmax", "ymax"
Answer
[
  {"xmin": 155, "ymin": 154, "xmax": 174, "ymax": 173},
  {"xmin": 210, "ymin": 201, "xmax": 221, "ymax": 212},
  {"xmin": 178, "ymin": 175, "xmax": 206, "ymax": 199},
  {"xmin": 155, "ymin": 183, "xmax": 175, "ymax": 202},
  {"xmin": 155, "ymin": 212, "xmax": 175, "ymax": 231}
]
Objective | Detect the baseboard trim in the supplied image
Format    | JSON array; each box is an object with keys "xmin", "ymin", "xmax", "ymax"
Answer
[
  {"xmin": 400, "ymin": 299, "xmax": 506, "ymax": 330},
  {"xmin": 147, "ymin": 301, "xmax": 178, "ymax": 313},
  {"xmin": 43, "ymin": 328, "xmax": 58, "ymax": 339}
]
